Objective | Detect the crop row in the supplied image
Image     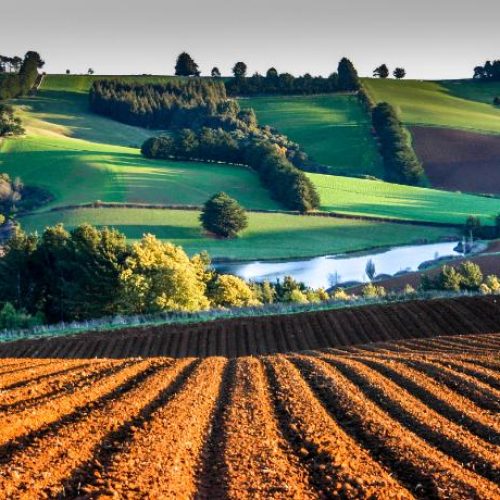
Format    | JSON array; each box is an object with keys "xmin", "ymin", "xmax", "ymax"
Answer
[{"xmin": 0, "ymin": 332, "xmax": 498, "ymax": 498}]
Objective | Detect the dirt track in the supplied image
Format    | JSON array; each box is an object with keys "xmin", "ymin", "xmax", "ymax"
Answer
[
  {"xmin": 411, "ymin": 126, "xmax": 500, "ymax": 194},
  {"xmin": 0, "ymin": 296, "xmax": 499, "ymax": 359},
  {"xmin": 0, "ymin": 332, "xmax": 498, "ymax": 498}
]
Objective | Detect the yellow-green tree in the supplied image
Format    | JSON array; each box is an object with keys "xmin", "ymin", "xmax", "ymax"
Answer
[
  {"xmin": 119, "ymin": 234, "xmax": 210, "ymax": 314},
  {"xmin": 209, "ymin": 274, "xmax": 260, "ymax": 308}
]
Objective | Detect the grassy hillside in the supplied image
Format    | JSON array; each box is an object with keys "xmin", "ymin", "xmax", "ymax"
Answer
[
  {"xmin": 1, "ymin": 75, "xmax": 281, "ymax": 210},
  {"xmin": 19, "ymin": 208, "xmax": 453, "ymax": 260},
  {"xmin": 363, "ymin": 78, "xmax": 500, "ymax": 134},
  {"xmin": 309, "ymin": 173, "xmax": 500, "ymax": 225},
  {"xmin": 242, "ymin": 94, "xmax": 383, "ymax": 177}
]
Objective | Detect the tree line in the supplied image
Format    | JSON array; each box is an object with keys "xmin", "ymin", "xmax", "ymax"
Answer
[
  {"xmin": 89, "ymin": 79, "xmax": 233, "ymax": 130},
  {"xmin": 473, "ymin": 60, "xmax": 500, "ymax": 81},
  {"xmin": 0, "ymin": 224, "xmax": 330, "ymax": 325},
  {"xmin": 0, "ymin": 51, "xmax": 44, "ymax": 100},
  {"xmin": 371, "ymin": 102, "xmax": 426, "ymax": 185},
  {"xmin": 224, "ymin": 58, "xmax": 360, "ymax": 96},
  {"xmin": 141, "ymin": 128, "xmax": 319, "ymax": 211}
]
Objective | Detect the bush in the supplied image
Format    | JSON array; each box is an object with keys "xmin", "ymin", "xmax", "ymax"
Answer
[
  {"xmin": 200, "ymin": 192, "xmax": 248, "ymax": 238},
  {"xmin": 459, "ymin": 261, "xmax": 483, "ymax": 290},
  {"xmin": 361, "ymin": 283, "xmax": 386, "ymax": 298},
  {"xmin": 0, "ymin": 303, "xmax": 43, "ymax": 330},
  {"xmin": 209, "ymin": 274, "xmax": 260, "ymax": 308},
  {"xmin": 331, "ymin": 288, "xmax": 351, "ymax": 301}
]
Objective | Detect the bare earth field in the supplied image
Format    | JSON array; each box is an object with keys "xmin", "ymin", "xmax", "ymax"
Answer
[
  {"xmin": 0, "ymin": 317, "xmax": 498, "ymax": 497},
  {"xmin": 411, "ymin": 126, "xmax": 500, "ymax": 195},
  {"xmin": 1, "ymin": 296, "xmax": 499, "ymax": 359}
]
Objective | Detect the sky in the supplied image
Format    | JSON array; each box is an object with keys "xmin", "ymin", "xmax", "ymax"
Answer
[{"xmin": 2, "ymin": 0, "xmax": 499, "ymax": 80}]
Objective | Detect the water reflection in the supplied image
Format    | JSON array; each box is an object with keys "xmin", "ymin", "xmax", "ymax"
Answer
[{"xmin": 214, "ymin": 242, "xmax": 460, "ymax": 289}]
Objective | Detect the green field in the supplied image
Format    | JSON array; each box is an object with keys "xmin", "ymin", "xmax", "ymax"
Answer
[
  {"xmin": 0, "ymin": 75, "xmax": 281, "ymax": 210},
  {"xmin": 242, "ymin": 94, "xmax": 383, "ymax": 177},
  {"xmin": 19, "ymin": 208, "xmax": 455, "ymax": 260},
  {"xmin": 309, "ymin": 173, "xmax": 500, "ymax": 225},
  {"xmin": 363, "ymin": 78, "xmax": 500, "ymax": 134}
]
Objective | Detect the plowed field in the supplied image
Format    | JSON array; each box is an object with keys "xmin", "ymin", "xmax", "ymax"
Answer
[
  {"xmin": 0, "ymin": 329, "xmax": 498, "ymax": 498},
  {"xmin": 1, "ymin": 296, "xmax": 499, "ymax": 359}
]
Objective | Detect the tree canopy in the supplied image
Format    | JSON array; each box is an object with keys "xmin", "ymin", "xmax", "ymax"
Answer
[
  {"xmin": 175, "ymin": 52, "xmax": 200, "ymax": 76},
  {"xmin": 200, "ymin": 192, "xmax": 248, "ymax": 238}
]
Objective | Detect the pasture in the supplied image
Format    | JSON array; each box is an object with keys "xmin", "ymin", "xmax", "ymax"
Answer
[
  {"xmin": 363, "ymin": 78, "xmax": 500, "ymax": 134},
  {"xmin": 18, "ymin": 207, "xmax": 454, "ymax": 260},
  {"xmin": 308, "ymin": 173, "xmax": 500, "ymax": 224},
  {"xmin": 242, "ymin": 94, "xmax": 383, "ymax": 176}
]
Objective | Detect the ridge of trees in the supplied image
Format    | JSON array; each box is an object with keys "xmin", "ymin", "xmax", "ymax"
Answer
[
  {"xmin": 141, "ymin": 128, "xmax": 320, "ymax": 212},
  {"xmin": 0, "ymin": 51, "xmax": 44, "ymax": 100},
  {"xmin": 0, "ymin": 224, "xmax": 329, "ymax": 324},
  {"xmin": 473, "ymin": 60, "xmax": 500, "ymax": 81},
  {"xmin": 225, "ymin": 57, "xmax": 360, "ymax": 96},
  {"xmin": 371, "ymin": 102, "xmax": 426, "ymax": 186}
]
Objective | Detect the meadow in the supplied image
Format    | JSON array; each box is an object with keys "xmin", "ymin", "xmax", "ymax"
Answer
[
  {"xmin": 19, "ymin": 207, "xmax": 453, "ymax": 260},
  {"xmin": 243, "ymin": 94, "xmax": 383, "ymax": 176},
  {"xmin": 308, "ymin": 173, "xmax": 500, "ymax": 224},
  {"xmin": 363, "ymin": 78, "xmax": 500, "ymax": 134}
]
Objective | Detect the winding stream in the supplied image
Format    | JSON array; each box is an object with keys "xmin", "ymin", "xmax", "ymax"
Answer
[{"xmin": 215, "ymin": 241, "xmax": 461, "ymax": 289}]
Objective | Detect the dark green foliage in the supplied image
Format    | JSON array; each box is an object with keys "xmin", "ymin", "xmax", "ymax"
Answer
[
  {"xmin": 372, "ymin": 102, "xmax": 426, "ymax": 185},
  {"xmin": 473, "ymin": 60, "xmax": 500, "ymax": 81},
  {"xmin": 232, "ymin": 62, "xmax": 247, "ymax": 78},
  {"xmin": 225, "ymin": 69, "xmax": 341, "ymax": 96},
  {"xmin": 175, "ymin": 52, "xmax": 200, "ymax": 76},
  {"xmin": 373, "ymin": 64, "xmax": 389, "ymax": 78},
  {"xmin": 89, "ymin": 79, "xmax": 230, "ymax": 129},
  {"xmin": 211, "ymin": 67, "xmax": 221, "ymax": 77},
  {"xmin": 200, "ymin": 192, "xmax": 248, "ymax": 238},
  {"xmin": 0, "ymin": 303, "xmax": 43, "ymax": 330},
  {"xmin": 0, "ymin": 224, "xmax": 129, "ymax": 323},
  {"xmin": 142, "ymin": 129, "xmax": 320, "ymax": 212},
  {"xmin": 464, "ymin": 215, "xmax": 481, "ymax": 236},
  {"xmin": 494, "ymin": 97, "xmax": 500, "ymax": 106},
  {"xmin": 0, "ymin": 104, "xmax": 24, "ymax": 136},
  {"xmin": 393, "ymin": 67, "xmax": 406, "ymax": 79},
  {"xmin": 0, "ymin": 51, "xmax": 43, "ymax": 100},
  {"xmin": 337, "ymin": 57, "xmax": 360, "ymax": 91}
]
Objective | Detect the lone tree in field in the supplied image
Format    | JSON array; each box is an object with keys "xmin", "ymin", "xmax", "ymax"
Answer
[
  {"xmin": 337, "ymin": 57, "xmax": 360, "ymax": 91},
  {"xmin": 232, "ymin": 61, "xmax": 247, "ymax": 78},
  {"xmin": 87, "ymin": 68, "xmax": 94, "ymax": 75},
  {"xmin": 393, "ymin": 67, "xmax": 406, "ymax": 79},
  {"xmin": 373, "ymin": 64, "xmax": 389, "ymax": 78},
  {"xmin": 211, "ymin": 67, "xmax": 221, "ymax": 77},
  {"xmin": 175, "ymin": 52, "xmax": 200, "ymax": 76},
  {"xmin": 200, "ymin": 192, "xmax": 248, "ymax": 238}
]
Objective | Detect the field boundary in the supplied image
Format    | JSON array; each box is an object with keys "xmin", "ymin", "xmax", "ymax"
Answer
[{"xmin": 19, "ymin": 202, "xmax": 464, "ymax": 229}]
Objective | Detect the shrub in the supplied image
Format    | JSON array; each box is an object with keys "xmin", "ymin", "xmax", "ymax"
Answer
[
  {"xmin": 331, "ymin": 288, "xmax": 351, "ymax": 301},
  {"xmin": 458, "ymin": 261, "xmax": 483, "ymax": 290},
  {"xmin": 200, "ymin": 192, "xmax": 248, "ymax": 238},
  {"xmin": 209, "ymin": 274, "xmax": 260, "ymax": 308},
  {"xmin": 403, "ymin": 284, "xmax": 416, "ymax": 295},
  {"xmin": 361, "ymin": 283, "xmax": 386, "ymax": 298}
]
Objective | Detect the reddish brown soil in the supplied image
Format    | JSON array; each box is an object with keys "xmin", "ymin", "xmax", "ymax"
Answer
[
  {"xmin": 411, "ymin": 126, "xmax": 500, "ymax": 194},
  {"xmin": 0, "ymin": 296, "xmax": 499, "ymax": 359},
  {"xmin": 0, "ymin": 332, "xmax": 498, "ymax": 497}
]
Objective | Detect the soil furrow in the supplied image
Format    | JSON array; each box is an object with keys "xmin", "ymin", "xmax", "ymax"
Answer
[
  {"xmin": 290, "ymin": 354, "xmax": 498, "ymax": 499},
  {"xmin": 264, "ymin": 355, "xmax": 412, "ymax": 498}
]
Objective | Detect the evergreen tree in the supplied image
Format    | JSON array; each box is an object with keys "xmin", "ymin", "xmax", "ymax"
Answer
[
  {"xmin": 200, "ymin": 192, "xmax": 248, "ymax": 238},
  {"xmin": 211, "ymin": 66, "xmax": 221, "ymax": 77},
  {"xmin": 175, "ymin": 52, "xmax": 200, "ymax": 76},
  {"xmin": 338, "ymin": 57, "xmax": 360, "ymax": 91},
  {"xmin": 393, "ymin": 67, "xmax": 406, "ymax": 79},
  {"xmin": 373, "ymin": 64, "xmax": 389, "ymax": 78},
  {"xmin": 232, "ymin": 61, "xmax": 247, "ymax": 78}
]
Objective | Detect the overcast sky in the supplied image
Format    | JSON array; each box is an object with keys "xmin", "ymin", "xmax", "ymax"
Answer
[{"xmin": 2, "ymin": 0, "xmax": 499, "ymax": 79}]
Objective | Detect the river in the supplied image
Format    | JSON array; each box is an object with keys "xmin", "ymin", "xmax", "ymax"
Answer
[{"xmin": 214, "ymin": 241, "xmax": 461, "ymax": 289}]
